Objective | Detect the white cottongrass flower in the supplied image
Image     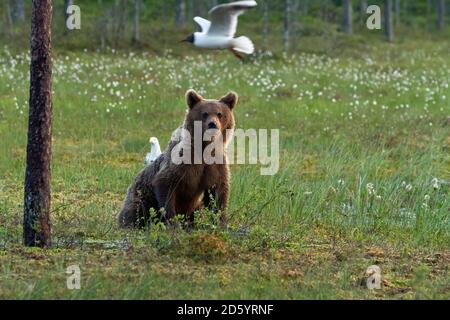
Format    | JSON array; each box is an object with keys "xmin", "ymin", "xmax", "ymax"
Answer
[
  {"xmin": 366, "ymin": 183, "xmax": 375, "ymax": 196},
  {"xmin": 431, "ymin": 177, "xmax": 440, "ymax": 190}
]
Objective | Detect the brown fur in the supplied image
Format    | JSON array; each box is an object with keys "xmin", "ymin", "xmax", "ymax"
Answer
[{"xmin": 117, "ymin": 90, "xmax": 237, "ymax": 228}]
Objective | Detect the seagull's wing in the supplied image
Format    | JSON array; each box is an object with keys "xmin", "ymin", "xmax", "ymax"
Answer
[
  {"xmin": 207, "ymin": 1, "xmax": 257, "ymax": 37},
  {"xmin": 193, "ymin": 16, "xmax": 212, "ymax": 33}
]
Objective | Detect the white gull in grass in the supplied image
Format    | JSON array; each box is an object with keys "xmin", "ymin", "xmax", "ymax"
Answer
[{"xmin": 144, "ymin": 137, "xmax": 161, "ymax": 166}]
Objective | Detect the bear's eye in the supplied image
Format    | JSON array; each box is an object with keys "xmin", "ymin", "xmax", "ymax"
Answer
[
  {"xmin": 202, "ymin": 112, "xmax": 208, "ymax": 119},
  {"xmin": 217, "ymin": 112, "xmax": 222, "ymax": 119}
]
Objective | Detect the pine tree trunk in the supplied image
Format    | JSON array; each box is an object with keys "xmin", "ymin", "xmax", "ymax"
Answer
[
  {"xmin": 132, "ymin": 0, "xmax": 141, "ymax": 43},
  {"xmin": 437, "ymin": 0, "xmax": 445, "ymax": 31},
  {"xmin": 302, "ymin": 0, "xmax": 309, "ymax": 16},
  {"xmin": 360, "ymin": 0, "xmax": 368, "ymax": 25},
  {"xmin": 162, "ymin": 1, "xmax": 167, "ymax": 32},
  {"xmin": 11, "ymin": 0, "xmax": 25, "ymax": 24},
  {"xmin": 118, "ymin": 0, "xmax": 128, "ymax": 38},
  {"xmin": 5, "ymin": 1, "xmax": 14, "ymax": 34},
  {"xmin": 97, "ymin": 0, "xmax": 107, "ymax": 49},
  {"xmin": 385, "ymin": 0, "xmax": 394, "ymax": 42},
  {"xmin": 112, "ymin": 0, "xmax": 128, "ymax": 47},
  {"xmin": 426, "ymin": 0, "xmax": 432, "ymax": 32},
  {"xmin": 262, "ymin": 1, "xmax": 269, "ymax": 49},
  {"xmin": 24, "ymin": 0, "xmax": 53, "ymax": 248},
  {"xmin": 394, "ymin": 0, "xmax": 400, "ymax": 26},
  {"xmin": 175, "ymin": 0, "xmax": 186, "ymax": 28},
  {"xmin": 320, "ymin": 0, "xmax": 328, "ymax": 22},
  {"xmin": 64, "ymin": 0, "xmax": 73, "ymax": 21},
  {"xmin": 194, "ymin": 0, "xmax": 204, "ymax": 16},
  {"xmin": 284, "ymin": 0, "xmax": 291, "ymax": 52},
  {"xmin": 343, "ymin": 0, "xmax": 353, "ymax": 34}
]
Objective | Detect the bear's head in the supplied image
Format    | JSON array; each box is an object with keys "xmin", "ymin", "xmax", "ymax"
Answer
[{"xmin": 184, "ymin": 89, "xmax": 237, "ymax": 146}]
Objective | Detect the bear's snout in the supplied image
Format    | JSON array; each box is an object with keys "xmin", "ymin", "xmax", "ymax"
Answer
[{"xmin": 208, "ymin": 122, "xmax": 217, "ymax": 129}]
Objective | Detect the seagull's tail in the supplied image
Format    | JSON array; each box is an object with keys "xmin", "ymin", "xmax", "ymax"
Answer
[{"xmin": 232, "ymin": 36, "xmax": 254, "ymax": 55}]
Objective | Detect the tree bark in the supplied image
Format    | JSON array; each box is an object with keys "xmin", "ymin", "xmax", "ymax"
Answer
[
  {"xmin": 24, "ymin": 0, "xmax": 53, "ymax": 248},
  {"xmin": 437, "ymin": 0, "xmax": 445, "ymax": 31},
  {"xmin": 385, "ymin": 0, "xmax": 394, "ymax": 42},
  {"xmin": 283, "ymin": 0, "xmax": 291, "ymax": 52},
  {"xmin": 343, "ymin": 0, "xmax": 353, "ymax": 34},
  {"xmin": 132, "ymin": 0, "xmax": 141, "ymax": 43}
]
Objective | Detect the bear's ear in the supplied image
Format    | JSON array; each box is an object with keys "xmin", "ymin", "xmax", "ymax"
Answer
[
  {"xmin": 220, "ymin": 91, "xmax": 238, "ymax": 110},
  {"xmin": 186, "ymin": 89, "xmax": 204, "ymax": 109}
]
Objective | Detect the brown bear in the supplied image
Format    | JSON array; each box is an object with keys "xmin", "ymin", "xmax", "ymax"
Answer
[{"xmin": 117, "ymin": 89, "xmax": 238, "ymax": 228}]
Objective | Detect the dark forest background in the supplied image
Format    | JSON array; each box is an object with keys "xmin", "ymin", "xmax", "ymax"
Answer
[{"xmin": 1, "ymin": 0, "xmax": 448, "ymax": 54}]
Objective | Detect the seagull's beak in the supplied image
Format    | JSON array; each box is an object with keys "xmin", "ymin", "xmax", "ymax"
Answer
[{"xmin": 180, "ymin": 34, "xmax": 194, "ymax": 44}]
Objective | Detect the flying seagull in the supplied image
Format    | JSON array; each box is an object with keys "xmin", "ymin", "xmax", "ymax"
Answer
[
  {"xmin": 181, "ymin": 1, "xmax": 257, "ymax": 60},
  {"xmin": 144, "ymin": 137, "xmax": 162, "ymax": 166}
]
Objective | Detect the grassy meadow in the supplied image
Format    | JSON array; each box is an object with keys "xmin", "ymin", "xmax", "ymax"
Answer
[{"xmin": 0, "ymin": 37, "xmax": 449, "ymax": 299}]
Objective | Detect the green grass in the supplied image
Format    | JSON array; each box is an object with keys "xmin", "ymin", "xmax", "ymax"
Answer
[{"xmin": 0, "ymin": 37, "xmax": 449, "ymax": 299}]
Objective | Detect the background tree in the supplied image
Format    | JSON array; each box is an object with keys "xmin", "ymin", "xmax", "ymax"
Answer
[
  {"xmin": 343, "ymin": 0, "xmax": 353, "ymax": 34},
  {"xmin": 301, "ymin": 0, "xmax": 309, "ymax": 16},
  {"xmin": 111, "ymin": 0, "xmax": 128, "ymax": 47},
  {"xmin": 359, "ymin": 0, "xmax": 368, "ymax": 25},
  {"xmin": 426, "ymin": 0, "xmax": 432, "ymax": 32},
  {"xmin": 385, "ymin": 0, "xmax": 394, "ymax": 42},
  {"xmin": 437, "ymin": 0, "xmax": 446, "ymax": 31},
  {"xmin": 4, "ymin": 1, "xmax": 13, "ymax": 34},
  {"xmin": 283, "ymin": 0, "xmax": 291, "ymax": 52},
  {"xmin": 394, "ymin": 0, "xmax": 400, "ymax": 26},
  {"xmin": 320, "ymin": 0, "xmax": 329, "ymax": 23},
  {"xmin": 11, "ymin": 0, "xmax": 25, "ymax": 24},
  {"xmin": 0, "ymin": 0, "xmax": 447, "ymax": 55},
  {"xmin": 262, "ymin": 0, "xmax": 269, "ymax": 49},
  {"xmin": 133, "ymin": 0, "xmax": 141, "ymax": 43},
  {"xmin": 175, "ymin": 0, "xmax": 186, "ymax": 28},
  {"xmin": 24, "ymin": 0, "xmax": 53, "ymax": 248},
  {"xmin": 64, "ymin": 0, "xmax": 73, "ymax": 21},
  {"xmin": 97, "ymin": 0, "xmax": 108, "ymax": 49},
  {"xmin": 117, "ymin": 0, "xmax": 128, "ymax": 40}
]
